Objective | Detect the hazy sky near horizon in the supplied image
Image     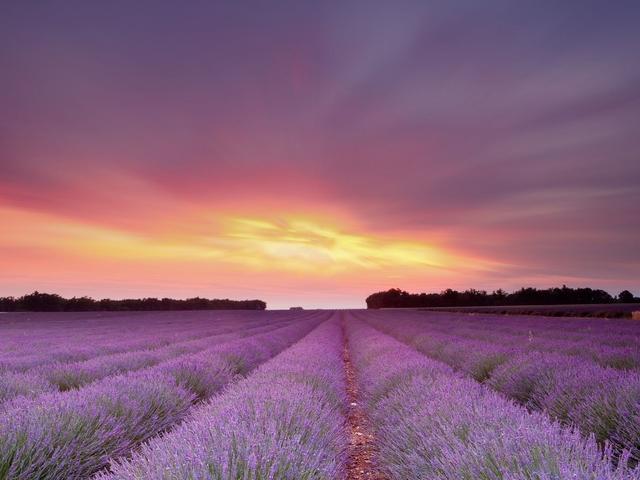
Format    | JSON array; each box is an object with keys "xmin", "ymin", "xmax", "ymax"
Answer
[{"xmin": 1, "ymin": 1, "xmax": 639, "ymax": 308}]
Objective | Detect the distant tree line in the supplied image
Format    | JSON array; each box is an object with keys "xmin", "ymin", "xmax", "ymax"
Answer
[
  {"xmin": 0, "ymin": 291, "xmax": 267, "ymax": 312},
  {"xmin": 366, "ymin": 286, "xmax": 639, "ymax": 309}
]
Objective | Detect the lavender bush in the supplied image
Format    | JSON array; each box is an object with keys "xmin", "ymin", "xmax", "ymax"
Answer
[
  {"xmin": 0, "ymin": 315, "xmax": 297, "ymax": 406},
  {"xmin": 0, "ymin": 316, "xmax": 321, "ymax": 479},
  {"xmin": 346, "ymin": 318, "xmax": 639, "ymax": 479},
  {"xmin": 362, "ymin": 310, "xmax": 640, "ymax": 463},
  {"xmin": 99, "ymin": 319, "xmax": 347, "ymax": 480},
  {"xmin": 0, "ymin": 371, "xmax": 52, "ymax": 405},
  {"xmin": 0, "ymin": 311, "xmax": 302, "ymax": 372}
]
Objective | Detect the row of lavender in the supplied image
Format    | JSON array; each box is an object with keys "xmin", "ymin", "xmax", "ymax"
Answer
[
  {"xmin": 2, "ymin": 310, "xmax": 638, "ymax": 478},
  {"xmin": 376, "ymin": 310, "xmax": 640, "ymax": 369},
  {"xmin": 0, "ymin": 311, "xmax": 239, "ymax": 355},
  {"xmin": 98, "ymin": 318, "xmax": 640, "ymax": 480},
  {"xmin": 89, "ymin": 313, "xmax": 640, "ymax": 479},
  {"xmin": 408, "ymin": 309, "xmax": 640, "ymax": 342},
  {"xmin": 0, "ymin": 311, "xmax": 299, "ymax": 366},
  {"xmin": 99, "ymin": 317, "xmax": 347, "ymax": 479},
  {"xmin": 358, "ymin": 310, "xmax": 640, "ymax": 376},
  {"xmin": 0, "ymin": 315, "xmax": 297, "ymax": 405},
  {"xmin": 357, "ymin": 311, "xmax": 640, "ymax": 388},
  {"xmin": 346, "ymin": 318, "xmax": 639, "ymax": 479},
  {"xmin": 0, "ymin": 311, "xmax": 325, "ymax": 479},
  {"xmin": 0, "ymin": 311, "xmax": 327, "ymax": 405},
  {"xmin": 362, "ymin": 310, "xmax": 640, "ymax": 462}
]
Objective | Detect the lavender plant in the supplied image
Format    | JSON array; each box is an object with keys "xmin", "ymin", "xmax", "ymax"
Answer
[
  {"xmin": 0, "ymin": 316, "xmax": 299, "ymax": 407},
  {"xmin": 346, "ymin": 318, "xmax": 639, "ymax": 479},
  {"xmin": 99, "ymin": 319, "xmax": 347, "ymax": 480},
  {"xmin": 362, "ymin": 311, "xmax": 640, "ymax": 463},
  {"xmin": 0, "ymin": 316, "xmax": 321, "ymax": 479}
]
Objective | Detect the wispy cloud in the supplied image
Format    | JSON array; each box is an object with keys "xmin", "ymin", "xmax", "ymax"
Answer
[{"xmin": 1, "ymin": 0, "xmax": 639, "ymax": 306}]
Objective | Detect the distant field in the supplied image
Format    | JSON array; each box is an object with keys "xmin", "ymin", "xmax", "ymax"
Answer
[
  {"xmin": 421, "ymin": 302, "xmax": 640, "ymax": 318},
  {"xmin": 1, "ymin": 309, "xmax": 640, "ymax": 478}
]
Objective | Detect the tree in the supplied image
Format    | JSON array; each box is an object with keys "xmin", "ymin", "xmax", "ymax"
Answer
[
  {"xmin": 618, "ymin": 290, "xmax": 635, "ymax": 303},
  {"xmin": 0, "ymin": 292, "xmax": 267, "ymax": 311},
  {"xmin": 365, "ymin": 286, "xmax": 623, "ymax": 309}
]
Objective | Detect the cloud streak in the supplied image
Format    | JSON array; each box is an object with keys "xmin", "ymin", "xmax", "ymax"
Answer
[{"xmin": 1, "ymin": 0, "xmax": 639, "ymax": 307}]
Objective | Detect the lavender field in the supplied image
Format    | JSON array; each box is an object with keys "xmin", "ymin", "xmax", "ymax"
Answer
[{"xmin": 1, "ymin": 310, "xmax": 639, "ymax": 479}]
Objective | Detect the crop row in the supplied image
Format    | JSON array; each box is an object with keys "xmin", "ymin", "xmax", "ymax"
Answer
[
  {"xmin": 382, "ymin": 312, "xmax": 640, "ymax": 371},
  {"xmin": 346, "ymin": 318, "xmax": 639, "ymax": 479},
  {"xmin": 99, "ymin": 317, "xmax": 347, "ymax": 479},
  {"xmin": 363, "ymin": 311, "xmax": 640, "ymax": 461},
  {"xmin": 382, "ymin": 310, "xmax": 640, "ymax": 365},
  {"xmin": 0, "ymin": 315, "xmax": 240, "ymax": 364},
  {"xmin": 0, "ymin": 311, "xmax": 305, "ymax": 368},
  {"xmin": 398, "ymin": 309, "xmax": 640, "ymax": 347},
  {"xmin": 0, "ymin": 311, "xmax": 246, "ymax": 355},
  {"xmin": 0, "ymin": 315, "xmax": 323, "ymax": 479},
  {"xmin": 0, "ymin": 315, "xmax": 298, "ymax": 406}
]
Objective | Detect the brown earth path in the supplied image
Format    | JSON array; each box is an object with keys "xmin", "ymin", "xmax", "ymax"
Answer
[{"xmin": 342, "ymin": 316, "xmax": 388, "ymax": 480}]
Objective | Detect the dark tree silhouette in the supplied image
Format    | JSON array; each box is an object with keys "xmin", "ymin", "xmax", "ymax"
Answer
[
  {"xmin": 0, "ymin": 291, "xmax": 266, "ymax": 312},
  {"xmin": 365, "ymin": 285, "xmax": 632, "ymax": 309},
  {"xmin": 618, "ymin": 290, "xmax": 635, "ymax": 303}
]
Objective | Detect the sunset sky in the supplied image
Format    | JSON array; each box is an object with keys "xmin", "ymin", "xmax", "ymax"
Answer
[{"xmin": 1, "ymin": 1, "xmax": 639, "ymax": 308}]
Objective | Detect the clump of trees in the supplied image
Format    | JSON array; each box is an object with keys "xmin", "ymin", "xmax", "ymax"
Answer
[
  {"xmin": 366, "ymin": 286, "xmax": 639, "ymax": 309},
  {"xmin": 0, "ymin": 291, "xmax": 266, "ymax": 312}
]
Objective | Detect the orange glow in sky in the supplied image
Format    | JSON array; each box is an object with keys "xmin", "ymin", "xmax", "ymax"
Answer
[
  {"xmin": 2, "ymin": 2, "xmax": 638, "ymax": 307},
  {"xmin": 1, "ymin": 205, "xmax": 502, "ymax": 308}
]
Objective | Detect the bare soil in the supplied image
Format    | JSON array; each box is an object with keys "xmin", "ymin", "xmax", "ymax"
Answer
[{"xmin": 342, "ymin": 321, "xmax": 388, "ymax": 480}]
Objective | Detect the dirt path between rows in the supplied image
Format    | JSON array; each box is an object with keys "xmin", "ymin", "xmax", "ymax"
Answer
[{"xmin": 342, "ymin": 320, "xmax": 388, "ymax": 480}]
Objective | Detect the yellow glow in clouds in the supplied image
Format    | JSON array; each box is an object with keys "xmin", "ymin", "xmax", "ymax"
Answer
[
  {"xmin": 1, "ymin": 206, "xmax": 488, "ymax": 285},
  {"xmin": 215, "ymin": 216, "xmax": 455, "ymax": 273}
]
